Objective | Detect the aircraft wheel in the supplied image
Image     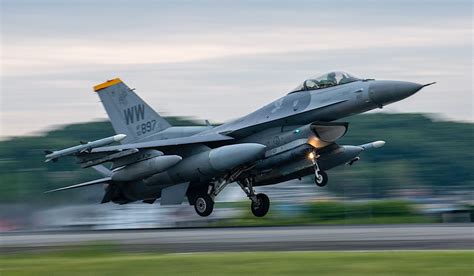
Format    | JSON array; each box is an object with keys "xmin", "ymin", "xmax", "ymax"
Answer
[
  {"xmin": 314, "ymin": 171, "xmax": 328, "ymax": 187},
  {"xmin": 194, "ymin": 194, "xmax": 214, "ymax": 217},
  {"xmin": 251, "ymin": 193, "xmax": 270, "ymax": 217}
]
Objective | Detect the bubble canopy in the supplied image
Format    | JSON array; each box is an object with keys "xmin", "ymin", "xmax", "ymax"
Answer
[{"xmin": 290, "ymin": 71, "xmax": 360, "ymax": 93}]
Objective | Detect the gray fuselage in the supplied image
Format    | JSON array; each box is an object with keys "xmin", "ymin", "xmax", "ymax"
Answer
[{"xmin": 116, "ymin": 78, "xmax": 424, "ymax": 202}]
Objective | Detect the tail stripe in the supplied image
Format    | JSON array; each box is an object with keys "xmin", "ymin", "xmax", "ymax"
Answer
[{"xmin": 94, "ymin": 78, "xmax": 123, "ymax": 92}]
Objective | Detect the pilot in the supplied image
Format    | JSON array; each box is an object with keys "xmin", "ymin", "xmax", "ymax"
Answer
[
  {"xmin": 304, "ymin": 79, "xmax": 319, "ymax": 90},
  {"xmin": 327, "ymin": 72, "xmax": 337, "ymax": 85},
  {"xmin": 339, "ymin": 73, "xmax": 350, "ymax": 84}
]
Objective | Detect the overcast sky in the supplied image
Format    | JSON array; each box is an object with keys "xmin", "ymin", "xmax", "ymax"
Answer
[{"xmin": 1, "ymin": 0, "xmax": 472, "ymax": 138}]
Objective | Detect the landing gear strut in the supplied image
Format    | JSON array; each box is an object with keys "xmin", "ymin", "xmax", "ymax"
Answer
[
  {"xmin": 238, "ymin": 178, "xmax": 270, "ymax": 217},
  {"xmin": 192, "ymin": 167, "xmax": 249, "ymax": 217},
  {"xmin": 191, "ymin": 166, "xmax": 267, "ymax": 217},
  {"xmin": 311, "ymin": 152, "xmax": 328, "ymax": 187}
]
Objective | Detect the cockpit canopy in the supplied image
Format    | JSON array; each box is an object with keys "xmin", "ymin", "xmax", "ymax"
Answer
[{"xmin": 290, "ymin": 71, "xmax": 360, "ymax": 93}]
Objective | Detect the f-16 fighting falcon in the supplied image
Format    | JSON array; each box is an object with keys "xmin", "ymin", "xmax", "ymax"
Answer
[{"xmin": 45, "ymin": 71, "xmax": 435, "ymax": 217}]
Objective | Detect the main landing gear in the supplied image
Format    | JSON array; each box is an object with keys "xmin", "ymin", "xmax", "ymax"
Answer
[
  {"xmin": 192, "ymin": 176, "xmax": 231, "ymax": 217},
  {"xmin": 192, "ymin": 165, "xmax": 270, "ymax": 217},
  {"xmin": 192, "ymin": 176, "xmax": 271, "ymax": 218},
  {"xmin": 310, "ymin": 152, "xmax": 328, "ymax": 187},
  {"xmin": 251, "ymin": 193, "xmax": 270, "ymax": 217},
  {"xmin": 194, "ymin": 193, "xmax": 214, "ymax": 217},
  {"xmin": 238, "ymin": 178, "xmax": 270, "ymax": 217}
]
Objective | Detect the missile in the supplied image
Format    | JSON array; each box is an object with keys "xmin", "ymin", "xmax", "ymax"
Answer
[
  {"xmin": 45, "ymin": 134, "xmax": 127, "ymax": 162},
  {"xmin": 359, "ymin": 140, "xmax": 386, "ymax": 150}
]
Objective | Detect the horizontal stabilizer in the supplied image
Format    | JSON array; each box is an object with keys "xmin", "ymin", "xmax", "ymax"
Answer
[
  {"xmin": 44, "ymin": 177, "xmax": 112, "ymax": 193},
  {"xmin": 45, "ymin": 134, "xmax": 126, "ymax": 162}
]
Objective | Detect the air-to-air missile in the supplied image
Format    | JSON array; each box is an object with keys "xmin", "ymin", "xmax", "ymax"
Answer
[
  {"xmin": 359, "ymin": 140, "xmax": 386, "ymax": 150},
  {"xmin": 320, "ymin": 141, "xmax": 386, "ymax": 167},
  {"xmin": 45, "ymin": 134, "xmax": 127, "ymax": 162}
]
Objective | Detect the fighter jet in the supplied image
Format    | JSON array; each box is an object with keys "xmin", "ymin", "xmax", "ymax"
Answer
[{"xmin": 44, "ymin": 71, "xmax": 435, "ymax": 217}]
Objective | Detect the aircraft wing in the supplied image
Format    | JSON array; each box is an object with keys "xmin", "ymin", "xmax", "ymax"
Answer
[
  {"xmin": 44, "ymin": 177, "xmax": 112, "ymax": 193},
  {"xmin": 91, "ymin": 133, "xmax": 234, "ymax": 152}
]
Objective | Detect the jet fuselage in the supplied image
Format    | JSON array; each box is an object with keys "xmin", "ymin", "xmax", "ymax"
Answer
[{"xmin": 118, "ymin": 78, "xmax": 425, "ymax": 203}]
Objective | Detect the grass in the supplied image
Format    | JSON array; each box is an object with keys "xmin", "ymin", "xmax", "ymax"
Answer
[{"xmin": 1, "ymin": 249, "xmax": 473, "ymax": 275}]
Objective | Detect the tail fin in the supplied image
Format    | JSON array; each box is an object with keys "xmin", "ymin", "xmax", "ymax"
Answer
[{"xmin": 93, "ymin": 78, "xmax": 171, "ymax": 143}]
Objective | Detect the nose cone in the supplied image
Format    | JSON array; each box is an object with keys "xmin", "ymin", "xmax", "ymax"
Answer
[{"xmin": 369, "ymin": 80, "xmax": 424, "ymax": 107}]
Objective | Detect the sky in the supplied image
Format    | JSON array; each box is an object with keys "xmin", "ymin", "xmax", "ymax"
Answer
[{"xmin": 1, "ymin": 0, "xmax": 472, "ymax": 138}]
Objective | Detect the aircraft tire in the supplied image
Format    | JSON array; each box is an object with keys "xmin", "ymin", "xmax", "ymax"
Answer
[
  {"xmin": 194, "ymin": 194, "xmax": 214, "ymax": 217},
  {"xmin": 314, "ymin": 171, "xmax": 328, "ymax": 187},
  {"xmin": 251, "ymin": 193, "xmax": 270, "ymax": 217}
]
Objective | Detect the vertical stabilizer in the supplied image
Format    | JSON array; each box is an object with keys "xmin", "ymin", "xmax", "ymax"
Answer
[{"xmin": 93, "ymin": 78, "xmax": 171, "ymax": 143}]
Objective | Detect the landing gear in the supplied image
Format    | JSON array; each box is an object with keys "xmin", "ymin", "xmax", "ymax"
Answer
[
  {"xmin": 194, "ymin": 193, "xmax": 214, "ymax": 217},
  {"xmin": 314, "ymin": 170, "xmax": 328, "ymax": 187},
  {"xmin": 311, "ymin": 151, "xmax": 329, "ymax": 187},
  {"xmin": 238, "ymin": 178, "xmax": 270, "ymax": 217},
  {"xmin": 190, "ymin": 166, "xmax": 267, "ymax": 217},
  {"xmin": 251, "ymin": 193, "xmax": 270, "ymax": 217},
  {"xmin": 191, "ymin": 167, "xmax": 251, "ymax": 217}
]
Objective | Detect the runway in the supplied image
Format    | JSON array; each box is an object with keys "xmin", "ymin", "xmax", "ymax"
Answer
[{"xmin": 1, "ymin": 224, "xmax": 473, "ymax": 253}]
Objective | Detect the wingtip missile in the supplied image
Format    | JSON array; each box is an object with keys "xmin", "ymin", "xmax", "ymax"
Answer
[
  {"xmin": 113, "ymin": 134, "xmax": 127, "ymax": 142},
  {"xmin": 44, "ymin": 134, "xmax": 127, "ymax": 162}
]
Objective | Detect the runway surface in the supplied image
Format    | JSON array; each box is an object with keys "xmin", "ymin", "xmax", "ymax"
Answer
[{"xmin": 1, "ymin": 224, "xmax": 473, "ymax": 253}]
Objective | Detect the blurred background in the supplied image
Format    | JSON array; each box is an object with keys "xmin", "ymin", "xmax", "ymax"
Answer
[
  {"xmin": 0, "ymin": 0, "xmax": 472, "ymax": 231},
  {"xmin": 0, "ymin": 114, "xmax": 472, "ymax": 231}
]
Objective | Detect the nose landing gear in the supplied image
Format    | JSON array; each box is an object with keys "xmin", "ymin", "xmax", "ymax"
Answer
[
  {"xmin": 314, "ymin": 170, "xmax": 328, "ymax": 187},
  {"xmin": 310, "ymin": 152, "xmax": 328, "ymax": 187}
]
